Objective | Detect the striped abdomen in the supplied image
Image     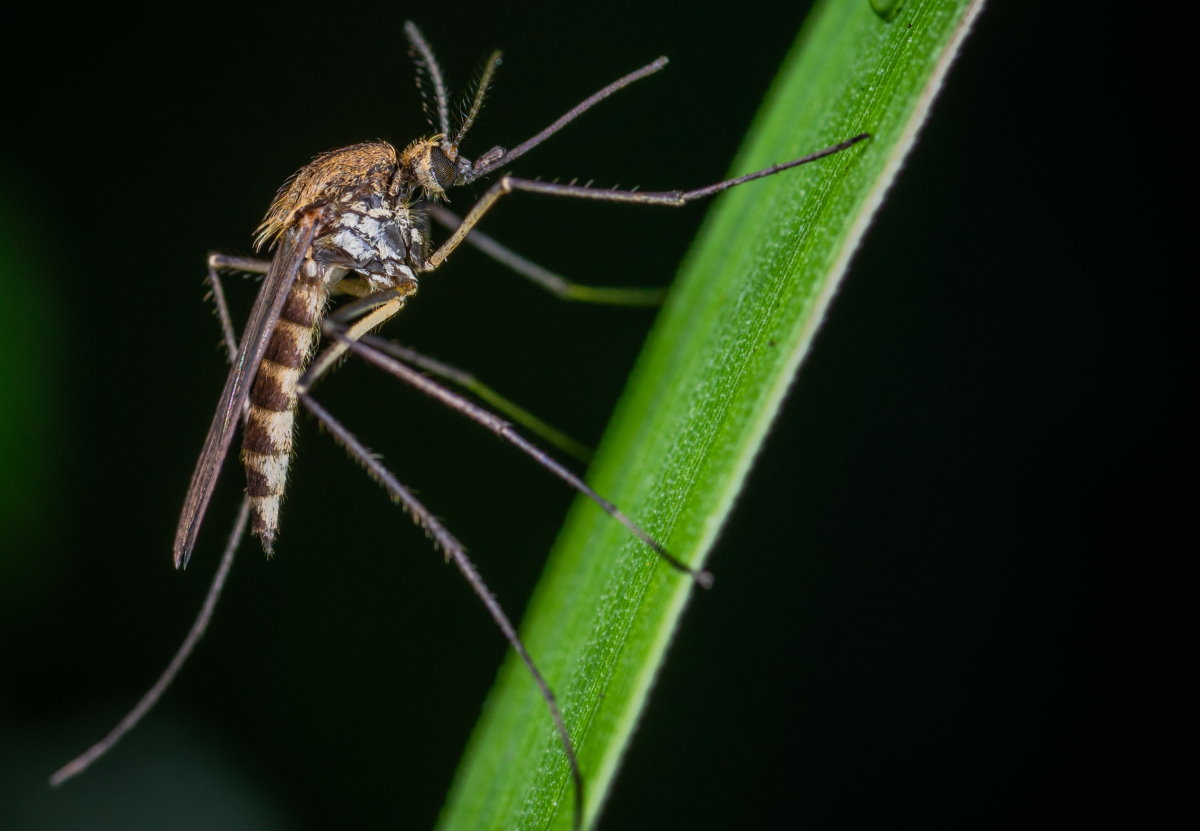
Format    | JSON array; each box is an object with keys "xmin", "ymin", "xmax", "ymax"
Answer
[{"xmin": 241, "ymin": 263, "xmax": 330, "ymax": 554}]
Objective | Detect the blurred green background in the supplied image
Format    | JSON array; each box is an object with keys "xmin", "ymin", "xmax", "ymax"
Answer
[{"xmin": 0, "ymin": 2, "xmax": 1186, "ymax": 828}]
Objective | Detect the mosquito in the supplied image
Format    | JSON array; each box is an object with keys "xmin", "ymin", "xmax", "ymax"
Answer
[{"xmin": 51, "ymin": 21, "xmax": 868, "ymax": 828}]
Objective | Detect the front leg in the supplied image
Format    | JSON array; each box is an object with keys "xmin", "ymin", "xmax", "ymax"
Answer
[{"xmin": 427, "ymin": 133, "xmax": 869, "ymax": 271}]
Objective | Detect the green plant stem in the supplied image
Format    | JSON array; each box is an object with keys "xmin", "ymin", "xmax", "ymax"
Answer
[{"xmin": 437, "ymin": 1, "xmax": 985, "ymax": 828}]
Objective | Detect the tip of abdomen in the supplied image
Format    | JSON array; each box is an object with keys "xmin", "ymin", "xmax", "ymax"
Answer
[
  {"xmin": 257, "ymin": 526, "xmax": 276, "ymax": 557},
  {"xmin": 247, "ymin": 481, "xmax": 283, "ymax": 559}
]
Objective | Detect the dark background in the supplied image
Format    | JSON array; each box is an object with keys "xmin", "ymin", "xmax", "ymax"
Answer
[{"xmin": 0, "ymin": 2, "xmax": 1189, "ymax": 829}]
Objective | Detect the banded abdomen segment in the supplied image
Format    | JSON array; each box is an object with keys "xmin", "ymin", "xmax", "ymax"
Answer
[{"xmin": 241, "ymin": 267, "xmax": 329, "ymax": 554}]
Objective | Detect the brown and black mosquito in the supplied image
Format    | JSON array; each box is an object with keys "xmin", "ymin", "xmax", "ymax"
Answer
[{"xmin": 51, "ymin": 21, "xmax": 867, "ymax": 828}]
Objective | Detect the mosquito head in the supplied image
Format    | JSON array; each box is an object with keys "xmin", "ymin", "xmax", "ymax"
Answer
[{"xmin": 399, "ymin": 135, "xmax": 464, "ymax": 200}]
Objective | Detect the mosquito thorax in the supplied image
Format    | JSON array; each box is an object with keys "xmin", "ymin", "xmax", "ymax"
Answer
[
  {"xmin": 257, "ymin": 142, "xmax": 400, "ymax": 247},
  {"xmin": 252, "ymin": 140, "xmax": 426, "ymax": 293}
]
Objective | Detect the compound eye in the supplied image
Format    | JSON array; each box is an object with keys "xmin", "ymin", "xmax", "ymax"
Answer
[{"xmin": 430, "ymin": 147, "xmax": 458, "ymax": 189}]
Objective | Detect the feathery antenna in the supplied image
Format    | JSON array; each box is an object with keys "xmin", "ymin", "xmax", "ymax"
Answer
[
  {"xmin": 454, "ymin": 49, "xmax": 502, "ymax": 147},
  {"xmin": 404, "ymin": 21, "xmax": 451, "ymax": 136}
]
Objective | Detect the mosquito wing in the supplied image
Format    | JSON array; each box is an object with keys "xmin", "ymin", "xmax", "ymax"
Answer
[{"xmin": 172, "ymin": 213, "xmax": 322, "ymax": 569}]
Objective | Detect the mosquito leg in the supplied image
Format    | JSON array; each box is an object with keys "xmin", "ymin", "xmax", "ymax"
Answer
[
  {"xmin": 335, "ymin": 330, "xmax": 713, "ymax": 587},
  {"xmin": 206, "ymin": 266, "xmax": 242, "ymax": 363},
  {"xmin": 425, "ymin": 204, "xmax": 664, "ymax": 306},
  {"xmin": 50, "ymin": 497, "xmax": 251, "ymax": 786},
  {"xmin": 207, "ymin": 253, "xmax": 275, "ymax": 359},
  {"xmin": 207, "ymin": 268, "xmax": 256, "ymax": 425},
  {"xmin": 432, "ymin": 133, "xmax": 869, "ymax": 271},
  {"xmin": 207, "ymin": 252, "xmax": 275, "ymax": 359},
  {"xmin": 354, "ymin": 334, "xmax": 594, "ymax": 463},
  {"xmin": 208, "ymin": 253, "xmax": 271, "ymax": 275},
  {"xmin": 300, "ymin": 393, "xmax": 584, "ymax": 830},
  {"xmin": 50, "ymin": 259, "xmax": 262, "ymax": 786},
  {"xmin": 297, "ymin": 290, "xmax": 410, "ymax": 396}
]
